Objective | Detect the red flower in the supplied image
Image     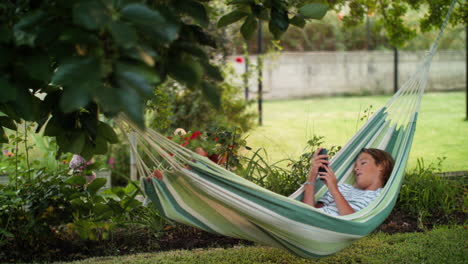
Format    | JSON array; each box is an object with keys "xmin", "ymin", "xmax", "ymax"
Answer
[
  {"xmin": 181, "ymin": 141, "xmax": 189, "ymax": 147},
  {"xmin": 235, "ymin": 57, "xmax": 244, "ymax": 63},
  {"xmin": 152, "ymin": 170, "xmax": 164, "ymax": 180},
  {"xmin": 214, "ymin": 137, "xmax": 219, "ymax": 142},
  {"xmin": 169, "ymin": 153, "xmax": 174, "ymax": 156},
  {"xmin": 190, "ymin": 131, "xmax": 202, "ymax": 140},
  {"xmin": 167, "ymin": 136, "xmax": 173, "ymax": 140}
]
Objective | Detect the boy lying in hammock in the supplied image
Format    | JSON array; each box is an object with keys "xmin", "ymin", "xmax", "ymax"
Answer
[{"xmin": 302, "ymin": 148, "xmax": 394, "ymax": 216}]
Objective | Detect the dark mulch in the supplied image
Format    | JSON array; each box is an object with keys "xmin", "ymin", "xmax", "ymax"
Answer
[{"xmin": 1, "ymin": 209, "xmax": 464, "ymax": 263}]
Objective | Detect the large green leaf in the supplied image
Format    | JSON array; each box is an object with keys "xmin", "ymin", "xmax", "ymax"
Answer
[
  {"xmin": 0, "ymin": 77, "xmax": 16, "ymax": 103},
  {"xmin": 10, "ymin": 86, "xmax": 41, "ymax": 121},
  {"xmin": 13, "ymin": 10, "xmax": 46, "ymax": 46},
  {"xmin": 52, "ymin": 57, "xmax": 100, "ymax": 87},
  {"xmin": 97, "ymin": 122, "xmax": 119, "ymax": 144},
  {"xmin": 60, "ymin": 88, "xmax": 93, "ymax": 113},
  {"xmin": 53, "ymin": 57, "xmax": 101, "ymax": 112},
  {"xmin": 173, "ymin": 42, "xmax": 207, "ymax": 60},
  {"xmin": 217, "ymin": 10, "xmax": 248, "ymax": 28},
  {"xmin": 290, "ymin": 15, "xmax": 306, "ymax": 28},
  {"xmin": 58, "ymin": 28, "xmax": 100, "ymax": 46},
  {"xmin": 201, "ymin": 81, "xmax": 221, "ymax": 109},
  {"xmin": 22, "ymin": 53, "xmax": 51, "ymax": 82},
  {"xmin": 93, "ymin": 203, "xmax": 113, "ymax": 217},
  {"xmin": 121, "ymin": 4, "xmax": 165, "ymax": 26},
  {"xmin": 269, "ymin": 7, "xmax": 289, "ymax": 39},
  {"xmin": 0, "ymin": 127, "xmax": 7, "ymax": 143},
  {"xmin": 123, "ymin": 5, "xmax": 180, "ymax": 45},
  {"xmin": 94, "ymin": 85, "xmax": 122, "ymax": 114},
  {"xmin": 93, "ymin": 135, "xmax": 108, "ymax": 155},
  {"xmin": 0, "ymin": 117, "xmax": 17, "ymax": 130},
  {"xmin": 240, "ymin": 15, "xmax": 258, "ymax": 40},
  {"xmin": 108, "ymin": 21, "xmax": 138, "ymax": 48},
  {"xmin": 73, "ymin": 1, "xmax": 111, "ymax": 30},
  {"xmin": 121, "ymin": 45, "xmax": 158, "ymax": 66},
  {"xmin": 298, "ymin": 3, "xmax": 328, "ymax": 19},
  {"xmin": 68, "ymin": 133, "xmax": 86, "ymax": 154},
  {"xmin": 65, "ymin": 175, "xmax": 87, "ymax": 185},
  {"xmin": 115, "ymin": 63, "xmax": 160, "ymax": 97},
  {"xmin": 201, "ymin": 61, "xmax": 223, "ymax": 82},
  {"xmin": 189, "ymin": 25, "xmax": 217, "ymax": 48},
  {"xmin": 168, "ymin": 59, "xmax": 203, "ymax": 87},
  {"xmin": 117, "ymin": 85, "xmax": 145, "ymax": 128},
  {"xmin": 14, "ymin": 10, "xmax": 46, "ymax": 31},
  {"xmin": 44, "ymin": 117, "xmax": 62, "ymax": 137},
  {"xmin": 177, "ymin": 1, "xmax": 209, "ymax": 27}
]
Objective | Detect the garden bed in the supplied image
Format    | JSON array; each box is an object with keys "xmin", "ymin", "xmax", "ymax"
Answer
[{"xmin": 4, "ymin": 207, "xmax": 464, "ymax": 263}]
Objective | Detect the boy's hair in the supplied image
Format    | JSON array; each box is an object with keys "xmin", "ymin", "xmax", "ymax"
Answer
[{"xmin": 359, "ymin": 148, "xmax": 395, "ymax": 185}]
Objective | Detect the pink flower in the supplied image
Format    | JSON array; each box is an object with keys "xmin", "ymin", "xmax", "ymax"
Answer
[
  {"xmin": 338, "ymin": 13, "xmax": 344, "ymax": 20},
  {"xmin": 69, "ymin": 155, "xmax": 86, "ymax": 169},
  {"xmin": 108, "ymin": 157, "xmax": 115, "ymax": 168},
  {"xmin": 235, "ymin": 57, "xmax": 244, "ymax": 63}
]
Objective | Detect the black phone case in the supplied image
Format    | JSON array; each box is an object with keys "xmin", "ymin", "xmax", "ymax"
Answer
[{"xmin": 318, "ymin": 148, "xmax": 328, "ymax": 173}]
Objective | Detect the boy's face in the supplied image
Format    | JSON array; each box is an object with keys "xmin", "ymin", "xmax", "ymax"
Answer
[{"xmin": 353, "ymin": 153, "xmax": 384, "ymax": 190}]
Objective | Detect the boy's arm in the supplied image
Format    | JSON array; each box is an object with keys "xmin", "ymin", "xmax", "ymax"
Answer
[{"xmin": 328, "ymin": 187, "xmax": 355, "ymax": 215}]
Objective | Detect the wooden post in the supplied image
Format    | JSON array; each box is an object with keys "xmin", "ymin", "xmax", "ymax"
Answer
[
  {"xmin": 244, "ymin": 41, "xmax": 250, "ymax": 100},
  {"xmin": 257, "ymin": 21, "xmax": 263, "ymax": 126},
  {"xmin": 129, "ymin": 133, "xmax": 138, "ymax": 181},
  {"xmin": 394, "ymin": 47, "xmax": 399, "ymax": 93}
]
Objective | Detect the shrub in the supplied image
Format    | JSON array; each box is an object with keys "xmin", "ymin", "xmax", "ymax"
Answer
[
  {"xmin": 397, "ymin": 157, "xmax": 466, "ymax": 229},
  {"xmin": 0, "ymin": 169, "xmax": 164, "ymax": 262},
  {"xmin": 237, "ymin": 148, "xmax": 294, "ymax": 196},
  {"xmin": 159, "ymin": 73, "xmax": 256, "ymax": 134},
  {"xmin": 236, "ymin": 135, "xmax": 341, "ymax": 196}
]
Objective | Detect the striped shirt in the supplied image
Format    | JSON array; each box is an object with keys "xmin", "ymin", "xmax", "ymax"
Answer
[{"xmin": 317, "ymin": 184, "xmax": 382, "ymax": 216}]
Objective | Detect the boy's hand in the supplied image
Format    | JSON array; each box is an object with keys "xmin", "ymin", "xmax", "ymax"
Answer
[
  {"xmin": 308, "ymin": 147, "xmax": 330, "ymax": 181},
  {"xmin": 317, "ymin": 165, "xmax": 338, "ymax": 192}
]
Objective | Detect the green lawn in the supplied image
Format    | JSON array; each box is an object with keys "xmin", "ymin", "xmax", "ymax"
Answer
[
  {"xmin": 245, "ymin": 91, "xmax": 468, "ymax": 172},
  {"xmin": 57, "ymin": 226, "xmax": 467, "ymax": 264}
]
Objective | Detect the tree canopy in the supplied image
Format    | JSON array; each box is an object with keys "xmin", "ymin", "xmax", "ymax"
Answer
[{"xmin": 0, "ymin": 0, "xmax": 464, "ymax": 159}]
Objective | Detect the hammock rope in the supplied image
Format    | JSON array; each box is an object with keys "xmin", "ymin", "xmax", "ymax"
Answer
[{"xmin": 120, "ymin": 0, "xmax": 457, "ymax": 258}]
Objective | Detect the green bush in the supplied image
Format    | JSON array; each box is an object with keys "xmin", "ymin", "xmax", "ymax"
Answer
[
  {"xmin": 237, "ymin": 148, "xmax": 294, "ymax": 196},
  {"xmin": 397, "ymin": 158, "xmax": 466, "ymax": 228},
  {"xmin": 0, "ymin": 169, "xmax": 165, "ymax": 262},
  {"xmin": 237, "ymin": 135, "xmax": 341, "ymax": 196},
  {"xmin": 157, "ymin": 73, "xmax": 256, "ymax": 134}
]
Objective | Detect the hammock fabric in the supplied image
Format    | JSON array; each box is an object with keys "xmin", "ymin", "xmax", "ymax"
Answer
[{"xmin": 124, "ymin": 1, "xmax": 456, "ymax": 258}]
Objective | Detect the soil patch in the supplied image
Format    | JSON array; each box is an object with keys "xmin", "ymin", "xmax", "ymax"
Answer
[{"xmin": 1, "ymin": 209, "xmax": 464, "ymax": 263}]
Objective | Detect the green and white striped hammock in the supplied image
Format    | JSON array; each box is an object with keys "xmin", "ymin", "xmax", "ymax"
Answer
[{"xmin": 123, "ymin": 1, "xmax": 456, "ymax": 258}]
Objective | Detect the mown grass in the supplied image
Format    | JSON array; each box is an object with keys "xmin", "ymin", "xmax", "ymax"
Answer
[
  {"xmin": 245, "ymin": 91, "xmax": 468, "ymax": 171},
  {"xmin": 57, "ymin": 226, "xmax": 467, "ymax": 264}
]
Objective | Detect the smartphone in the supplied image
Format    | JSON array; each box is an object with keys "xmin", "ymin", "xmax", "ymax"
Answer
[{"xmin": 318, "ymin": 148, "xmax": 328, "ymax": 174}]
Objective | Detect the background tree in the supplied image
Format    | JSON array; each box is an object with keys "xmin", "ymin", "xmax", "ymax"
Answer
[
  {"xmin": 0, "ymin": 0, "xmax": 464, "ymax": 159},
  {"xmin": 0, "ymin": 0, "xmax": 328, "ymax": 159}
]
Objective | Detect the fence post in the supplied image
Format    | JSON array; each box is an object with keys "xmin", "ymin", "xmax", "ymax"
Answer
[
  {"xmin": 257, "ymin": 21, "xmax": 263, "ymax": 126},
  {"xmin": 129, "ymin": 133, "xmax": 138, "ymax": 181},
  {"xmin": 394, "ymin": 47, "xmax": 399, "ymax": 93}
]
